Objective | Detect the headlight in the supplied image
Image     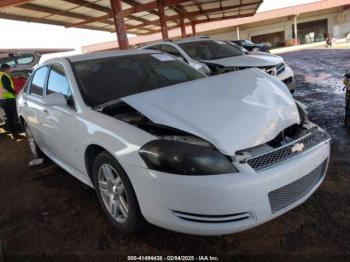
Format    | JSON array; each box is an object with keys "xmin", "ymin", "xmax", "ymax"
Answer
[
  {"xmin": 204, "ymin": 63, "xmax": 239, "ymax": 75},
  {"xmin": 139, "ymin": 140, "xmax": 238, "ymax": 175},
  {"xmin": 198, "ymin": 64, "xmax": 211, "ymax": 75},
  {"xmin": 192, "ymin": 62, "xmax": 211, "ymax": 75}
]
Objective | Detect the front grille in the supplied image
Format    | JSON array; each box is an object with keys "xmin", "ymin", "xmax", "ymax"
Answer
[
  {"xmin": 246, "ymin": 128, "xmax": 330, "ymax": 172},
  {"xmin": 268, "ymin": 160, "xmax": 327, "ymax": 213},
  {"xmin": 173, "ymin": 210, "xmax": 251, "ymax": 223}
]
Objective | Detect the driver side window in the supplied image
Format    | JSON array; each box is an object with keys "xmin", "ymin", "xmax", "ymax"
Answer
[{"xmin": 47, "ymin": 64, "xmax": 75, "ymax": 108}]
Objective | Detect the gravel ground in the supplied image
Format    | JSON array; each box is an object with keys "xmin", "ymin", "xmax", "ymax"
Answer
[{"xmin": 0, "ymin": 49, "xmax": 349, "ymax": 261}]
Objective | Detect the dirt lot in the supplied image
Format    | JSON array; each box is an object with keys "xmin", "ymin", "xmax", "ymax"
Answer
[{"xmin": 0, "ymin": 49, "xmax": 350, "ymax": 260}]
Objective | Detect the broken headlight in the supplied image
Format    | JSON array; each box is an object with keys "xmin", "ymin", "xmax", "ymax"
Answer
[{"xmin": 139, "ymin": 140, "xmax": 238, "ymax": 175}]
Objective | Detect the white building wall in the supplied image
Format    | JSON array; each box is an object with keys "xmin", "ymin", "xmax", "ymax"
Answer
[
  {"xmin": 207, "ymin": 9, "xmax": 350, "ymax": 42},
  {"xmin": 332, "ymin": 9, "xmax": 350, "ymax": 37},
  {"xmin": 207, "ymin": 30, "xmax": 249, "ymax": 41},
  {"xmin": 206, "ymin": 31, "xmax": 236, "ymax": 40}
]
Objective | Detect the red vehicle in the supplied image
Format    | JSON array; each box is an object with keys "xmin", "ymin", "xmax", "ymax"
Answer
[
  {"xmin": 0, "ymin": 48, "xmax": 74, "ymax": 93},
  {"xmin": 0, "ymin": 52, "xmax": 38, "ymax": 93},
  {"xmin": 12, "ymin": 70, "xmax": 32, "ymax": 93},
  {"xmin": 0, "ymin": 49, "xmax": 73, "ymax": 123}
]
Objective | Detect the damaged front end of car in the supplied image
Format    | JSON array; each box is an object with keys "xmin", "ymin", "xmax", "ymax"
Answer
[{"xmin": 98, "ymin": 101, "xmax": 238, "ymax": 176}]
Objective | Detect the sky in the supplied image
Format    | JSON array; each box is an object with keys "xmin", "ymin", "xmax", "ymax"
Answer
[
  {"xmin": 258, "ymin": 0, "xmax": 321, "ymax": 12},
  {"xmin": 0, "ymin": 0, "xmax": 322, "ymax": 55}
]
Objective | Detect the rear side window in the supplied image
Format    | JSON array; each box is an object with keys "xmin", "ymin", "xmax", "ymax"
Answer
[
  {"xmin": 47, "ymin": 64, "xmax": 72, "ymax": 98},
  {"xmin": 30, "ymin": 66, "xmax": 48, "ymax": 96}
]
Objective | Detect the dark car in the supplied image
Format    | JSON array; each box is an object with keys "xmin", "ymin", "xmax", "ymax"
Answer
[{"xmin": 232, "ymin": 40, "xmax": 270, "ymax": 53}]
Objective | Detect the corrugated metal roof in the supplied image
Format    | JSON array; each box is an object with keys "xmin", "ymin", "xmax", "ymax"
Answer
[
  {"xmin": 82, "ymin": 0, "xmax": 350, "ymax": 51},
  {"xmin": 0, "ymin": 0, "xmax": 262, "ymax": 35}
]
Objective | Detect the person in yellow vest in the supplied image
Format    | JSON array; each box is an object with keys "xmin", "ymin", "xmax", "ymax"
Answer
[{"xmin": 0, "ymin": 64, "xmax": 18, "ymax": 138}]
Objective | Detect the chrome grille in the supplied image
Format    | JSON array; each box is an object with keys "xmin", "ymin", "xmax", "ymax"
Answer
[
  {"xmin": 268, "ymin": 160, "xmax": 327, "ymax": 213},
  {"xmin": 172, "ymin": 210, "xmax": 251, "ymax": 223},
  {"xmin": 246, "ymin": 129, "xmax": 330, "ymax": 172}
]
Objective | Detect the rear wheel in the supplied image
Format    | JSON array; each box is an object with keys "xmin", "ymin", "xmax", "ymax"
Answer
[
  {"xmin": 25, "ymin": 123, "xmax": 43, "ymax": 158},
  {"xmin": 93, "ymin": 152, "xmax": 145, "ymax": 233}
]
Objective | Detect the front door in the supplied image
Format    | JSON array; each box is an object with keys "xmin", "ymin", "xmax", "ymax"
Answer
[{"xmin": 40, "ymin": 64, "xmax": 79, "ymax": 170}]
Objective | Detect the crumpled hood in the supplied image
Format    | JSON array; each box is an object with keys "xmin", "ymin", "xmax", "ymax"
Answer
[
  {"xmin": 202, "ymin": 53, "xmax": 283, "ymax": 68},
  {"xmin": 122, "ymin": 68, "xmax": 300, "ymax": 155}
]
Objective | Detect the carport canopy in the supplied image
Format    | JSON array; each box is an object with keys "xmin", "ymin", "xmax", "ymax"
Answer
[{"xmin": 0, "ymin": 0, "xmax": 263, "ymax": 49}]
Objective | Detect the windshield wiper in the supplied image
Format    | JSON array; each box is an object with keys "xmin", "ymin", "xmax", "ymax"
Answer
[{"xmin": 93, "ymin": 99, "xmax": 124, "ymax": 111}]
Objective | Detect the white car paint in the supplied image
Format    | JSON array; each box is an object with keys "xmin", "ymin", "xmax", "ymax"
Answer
[
  {"xmin": 201, "ymin": 53, "xmax": 283, "ymax": 68},
  {"xmin": 0, "ymin": 50, "xmax": 72, "ymax": 125},
  {"xmin": 17, "ymin": 50, "xmax": 330, "ymax": 235},
  {"xmin": 123, "ymin": 68, "xmax": 299, "ymax": 155},
  {"xmin": 141, "ymin": 38, "xmax": 296, "ymax": 92}
]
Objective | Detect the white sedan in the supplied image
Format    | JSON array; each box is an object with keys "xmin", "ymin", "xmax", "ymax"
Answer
[
  {"xmin": 142, "ymin": 38, "xmax": 296, "ymax": 92},
  {"xmin": 17, "ymin": 50, "xmax": 330, "ymax": 235}
]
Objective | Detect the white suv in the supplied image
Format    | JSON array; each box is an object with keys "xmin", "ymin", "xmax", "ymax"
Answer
[{"xmin": 142, "ymin": 37, "xmax": 296, "ymax": 92}]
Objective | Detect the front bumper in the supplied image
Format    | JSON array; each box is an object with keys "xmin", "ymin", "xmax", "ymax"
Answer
[
  {"xmin": 277, "ymin": 64, "xmax": 296, "ymax": 93},
  {"xmin": 122, "ymin": 140, "xmax": 330, "ymax": 235}
]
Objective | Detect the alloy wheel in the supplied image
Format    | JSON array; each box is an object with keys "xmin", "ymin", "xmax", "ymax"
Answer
[{"xmin": 98, "ymin": 164, "xmax": 129, "ymax": 223}]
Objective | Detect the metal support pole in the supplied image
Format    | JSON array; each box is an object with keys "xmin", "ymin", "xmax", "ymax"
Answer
[
  {"xmin": 180, "ymin": 16, "xmax": 186, "ymax": 38},
  {"xmin": 191, "ymin": 22, "xmax": 196, "ymax": 36},
  {"xmin": 157, "ymin": 0, "xmax": 168, "ymax": 39},
  {"xmin": 236, "ymin": 26, "xmax": 240, "ymax": 40},
  {"xmin": 294, "ymin": 15, "xmax": 298, "ymax": 46},
  {"xmin": 110, "ymin": 0, "xmax": 129, "ymax": 50}
]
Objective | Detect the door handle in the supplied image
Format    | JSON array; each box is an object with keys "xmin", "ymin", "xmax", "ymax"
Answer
[
  {"xmin": 23, "ymin": 102, "xmax": 28, "ymax": 106},
  {"xmin": 42, "ymin": 109, "xmax": 49, "ymax": 115}
]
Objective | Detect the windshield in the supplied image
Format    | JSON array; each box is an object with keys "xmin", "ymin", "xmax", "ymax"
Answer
[
  {"xmin": 179, "ymin": 40, "xmax": 244, "ymax": 60},
  {"xmin": 72, "ymin": 53, "xmax": 205, "ymax": 107},
  {"xmin": 227, "ymin": 42, "xmax": 249, "ymax": 53},
  {"xmin": 240, "ymin": 40, "xmax": 255, "ymax": 46}
]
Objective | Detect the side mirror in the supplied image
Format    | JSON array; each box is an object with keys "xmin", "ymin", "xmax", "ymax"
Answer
[{"xmin": 43, "ymin": 93, "xmax": 67, "ymax": 107}]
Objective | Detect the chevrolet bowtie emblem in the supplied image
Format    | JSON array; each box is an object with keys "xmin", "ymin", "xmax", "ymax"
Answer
[{"xmin": 291, "ymin": 143, "xmax": 305, "ymax": 153}]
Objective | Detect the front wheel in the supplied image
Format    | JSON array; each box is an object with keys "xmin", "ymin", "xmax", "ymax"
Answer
[{"xmin": 93, "ymin": 152, "xmax": 145, "ymax": 233}]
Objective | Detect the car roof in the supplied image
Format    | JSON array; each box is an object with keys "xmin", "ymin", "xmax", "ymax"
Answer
[
  {"xmin": 45, "ymin": 49, "xmax": 159, "ymax": 64},
  {"xmin": 145, "ymin": 37, "xmax": 213, "ymax": 47},
  {"xmin": 174, "ymin": 37, "xmax": 212, "ymax": 44}
]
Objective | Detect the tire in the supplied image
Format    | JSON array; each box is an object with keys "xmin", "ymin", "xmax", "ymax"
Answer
[
  {"xmin": 24, "ymin": 122, "xmax": 44, "ymax": 159},
  {"xmin": 93, "ymin": 151, "xmax": 145, "ymax": 233}
]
